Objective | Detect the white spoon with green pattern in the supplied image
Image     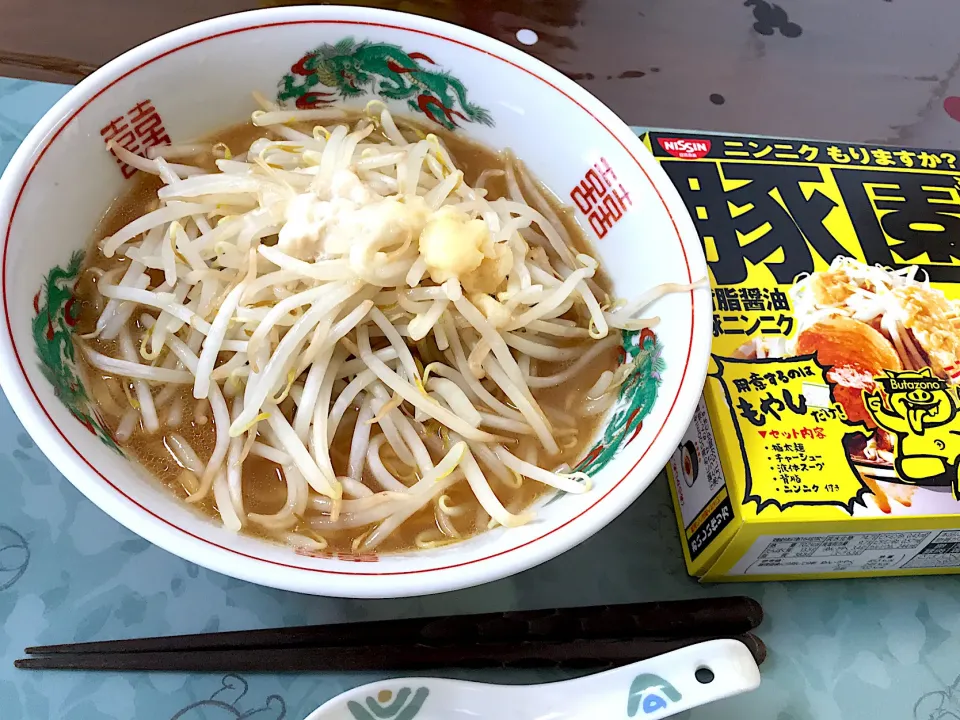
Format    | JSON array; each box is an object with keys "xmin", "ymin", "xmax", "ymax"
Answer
[{"xmin": 303, "ymin": 638, "xmax": 761, "ymax": 720}]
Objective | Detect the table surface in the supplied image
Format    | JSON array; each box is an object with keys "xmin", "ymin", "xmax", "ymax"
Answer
[
  {"xmin": 3, "ymin": 77, "xmax": 960, "ymax": 720},
  {"xmin": 5, "ymin": 0, "xmax": 960, "ymax": 149}
]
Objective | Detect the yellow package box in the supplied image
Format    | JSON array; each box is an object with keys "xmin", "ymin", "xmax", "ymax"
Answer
[{"xmin": 644, "ymin": 131, "xmax": 960, "ymax": 580}]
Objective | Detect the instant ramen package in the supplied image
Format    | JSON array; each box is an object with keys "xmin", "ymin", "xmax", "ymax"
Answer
[{"xmin": 646, "ymin": 131, "xmax": 960, "ymax": 580}]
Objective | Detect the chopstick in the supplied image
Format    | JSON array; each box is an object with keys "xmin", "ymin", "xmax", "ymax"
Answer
[
  {"xmin": 16, "ymin": 633, "xmax": 766, "ymax": 672},
  {"xmin": 25, "ymin": 596, "xmax": 762, "ymax": 654},
  {"xmin": 18, "ymin": 596, "xmax": 764, "ymax": 672}
]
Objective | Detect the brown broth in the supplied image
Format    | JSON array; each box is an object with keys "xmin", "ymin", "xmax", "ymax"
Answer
[{"xmin": 73, "ymin": 114, "xmax": 619, "ymax": 555}]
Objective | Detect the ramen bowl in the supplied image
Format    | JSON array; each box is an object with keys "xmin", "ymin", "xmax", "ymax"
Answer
[{"xmin": 0, "ymin": 6, "xmax": 710, "ymax": 597}]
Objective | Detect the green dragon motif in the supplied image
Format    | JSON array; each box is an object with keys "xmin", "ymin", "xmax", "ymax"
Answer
[
  {"xmin": 32, "ymin": 251, "xmax": 119, "ymax": 450},
  {"xmin": 572, "ymin": 328, "xmax": 665, "ymax": 479},
  {"xmin": 277, "ymin": 37, "xmax": 493, "ymax": 130}
]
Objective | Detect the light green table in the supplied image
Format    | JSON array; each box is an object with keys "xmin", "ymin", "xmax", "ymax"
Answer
[{"xmin": 0, "ymin": 78, "xmax": 954, "ymax": 720}]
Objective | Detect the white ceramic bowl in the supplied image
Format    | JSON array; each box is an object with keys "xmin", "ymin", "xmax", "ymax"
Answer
[{"xmin": 0, "ymin": 7, "xmax": 710, "ymax": 597}]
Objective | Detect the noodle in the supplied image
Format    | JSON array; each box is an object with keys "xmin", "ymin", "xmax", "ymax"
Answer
[{"xmin": 71, "ymin": 101, "xmax": 691, "ymax": 554}]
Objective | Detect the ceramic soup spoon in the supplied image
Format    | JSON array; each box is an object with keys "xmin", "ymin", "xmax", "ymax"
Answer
[{"xmin": 304, "ymin": 638, "xmax": 761, "ymax": 720}]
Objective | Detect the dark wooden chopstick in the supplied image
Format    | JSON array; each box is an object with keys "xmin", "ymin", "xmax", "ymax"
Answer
[
  {"xmin": 18, "ymin": 597, "xmax": 764, "ymax": 673},
  {"xmin": 25, "ymin": 596, "xmax": 762, "ymax": 656},
  {"xmin": 16, "ymin": 633, "xmax": 766, "ymax": 672}
]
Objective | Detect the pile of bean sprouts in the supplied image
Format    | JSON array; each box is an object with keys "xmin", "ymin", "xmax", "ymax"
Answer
[
  {"xmin": 791, "ymin": 256, "xmax": 960, "ymax": 380},
  {"xmin": 81, "ymin": 95, "xmax": 695, "ymax": 552}
]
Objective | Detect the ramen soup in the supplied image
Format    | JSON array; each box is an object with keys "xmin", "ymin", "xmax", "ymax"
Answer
[{"xmin": 72, "ymin": 97, "xmax": 687, "ymax": 554}]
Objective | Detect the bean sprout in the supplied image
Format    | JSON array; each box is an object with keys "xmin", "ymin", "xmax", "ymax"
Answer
[{"xmin": 79, "ymin": 99, "xmax": 693, "ymax": 551}]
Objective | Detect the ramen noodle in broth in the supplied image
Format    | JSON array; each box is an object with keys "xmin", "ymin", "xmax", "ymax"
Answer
[{"xmin": 73, "ymin": 97, "xmax": 695, "ymax": 554}]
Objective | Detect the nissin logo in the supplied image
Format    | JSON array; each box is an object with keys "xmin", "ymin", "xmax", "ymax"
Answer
[{"xmin": 657, "ymin": 138, "xmax": 712, "ymax": 159}]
